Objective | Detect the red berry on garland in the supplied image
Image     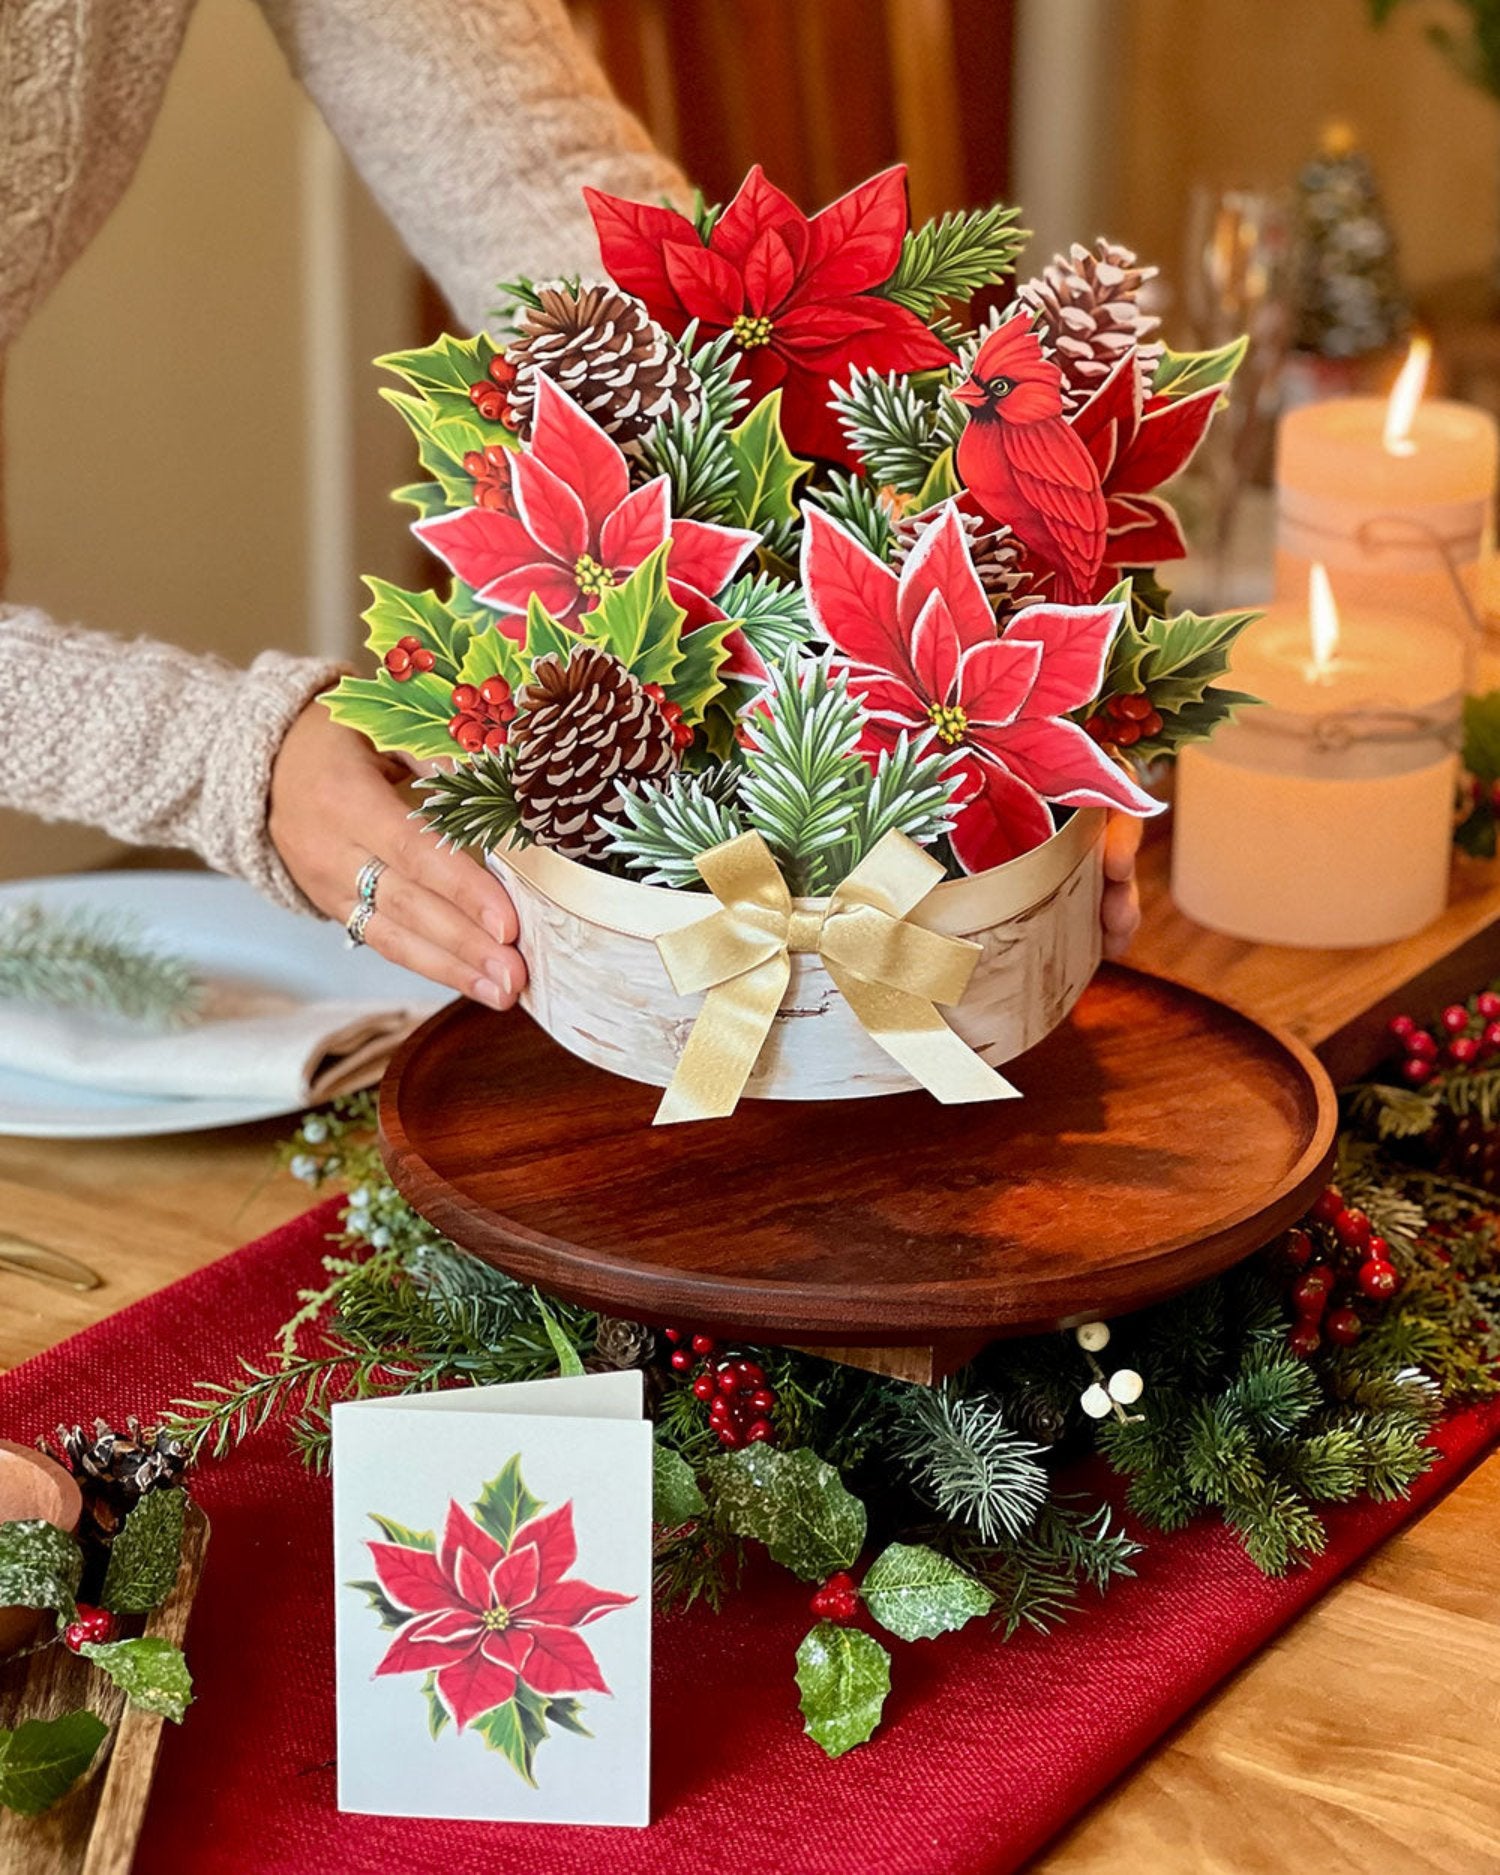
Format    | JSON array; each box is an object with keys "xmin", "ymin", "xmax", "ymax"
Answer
[
  {"xmin": 63, "ymin": 1604, "xmax": 113, "ymax": 1652},
  {"xmin": 811, "ymin": 1572, "xmax": 859, "ymax": 1622},
  {"xmin": 1325, "ymin": 1306, "xmax": 1362, "ymax": 1346},
  {"xmin": 1366, "ymin": 1234, "xmax": 1389, "ymax": 1261},
  {"xmin": 1291, "ymin": 1267, "xmax": 1334, "ymax": 1316},
  {"xmin": 691, "ymin": 1334, "xmax": 715, "ymax": 1356},
  {"xmin": 717, "ymin": 1369, "xmax": 739, "ymax": 1394},
  {"xmin": 1357, "ymin": 1259, "xmax": 1401, "ymax": 1300},
  {"xmin": 1408, "ymin": 1031, "xmax": 1439, "ymax": 1061},
  {"xmin": 747, "ymin": 1387, "xmax": 776, "ymax": 1413},
  {"xmin": 1282, "ymin": 1227, "xmax": 1314, "ymax": 1269},
  {"xmin": 1485, "ymin": 1023, "xmax": 1500, "ymax": 1053},
  {"xmin": 1450, "ymin": 1036, "xmax": 1481, "ymax": 1066},
  {"xmin": 745, "ymin": 1418, "xmax": 775, "ymax": 1443},
  {"xmin": 717, "ymin": 1422, "xmax": 744, "ymax": 1448},
  {"xmin": 669, "ymin": 1348, "xmax": 693, "ymax": 1373},
  {"xmin": 1402, "ymin": 1057, "xmax": 1435, "ymax": 1086},
  {"xmin": 1287, "ymin": 1322, "xmax": 1322, "ymax": 1358},
  {"xmin": 1310, "ymin": 1186, "xmax": 1344, "ymax": 1224},
  {"xmin": 1389, "ymin": 1013, "xmax": 1416, "ymax": 1041},
  {"xmin": 1441, "ymin": 1003, "xmax": 1472, "ymax": 1034},
  {"xmin": 1333, "ymin": 1208, "xmax": 1372, "ymax": 1250},
  {"xmin": 1479, "ymin": 991, "xmax": 1500, "ymax": 1020},
  {"xmin": 664, "ymin": 1328, "xmax": 683, "ymax": 1344},
  {"xmin": 692, "ymin": 1374, "xmax": 716, "ymax": 1401}
]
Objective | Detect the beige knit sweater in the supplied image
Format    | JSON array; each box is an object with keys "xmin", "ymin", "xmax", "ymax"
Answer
[{"xmin": 0, "ymin": 0, "xmax": 686, "ymax": 910}]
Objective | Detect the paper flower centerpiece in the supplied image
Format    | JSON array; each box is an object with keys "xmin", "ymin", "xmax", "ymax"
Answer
[{"xmin": 325, "ymin": 167, "xmax": 1257, "ymax": 1120}]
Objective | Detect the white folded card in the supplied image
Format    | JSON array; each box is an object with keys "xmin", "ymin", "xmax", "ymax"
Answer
[{"xmin": 332, "ymin": 1373, "xmax": 653, "ymax": 1828}]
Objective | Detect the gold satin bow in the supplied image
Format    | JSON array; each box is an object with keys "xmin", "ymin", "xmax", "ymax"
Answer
[{"xmin": 652, "ymin": 829, "xmax": 1020, "ymax": 1124}]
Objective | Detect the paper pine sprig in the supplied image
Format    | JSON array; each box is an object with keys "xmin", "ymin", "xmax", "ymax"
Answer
[
  {"xmin": 416, "ymin": 750, "xmax": 523, "ymax": 855},
  {"xmin": 880, "ymin": 203, "xmax": 1028, "ymax": 317},
  {"xmin": 830, "ymin": 367, "xmax": 951, "ymax": 497}
]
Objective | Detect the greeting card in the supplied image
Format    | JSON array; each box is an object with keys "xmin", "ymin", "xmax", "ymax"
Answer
[{"xmin": 332, "ymin": 1372, "xmax": 652, "ymax": 1827}]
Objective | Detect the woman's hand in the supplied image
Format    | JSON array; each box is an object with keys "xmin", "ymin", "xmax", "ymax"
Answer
[
  {"xmin": 1101, "ymin": 812, "xmax": 1143, "ymax": 961},
  {"xmin": 268, "ymin": 702, "xmax": 526, "ymax": 1009}
]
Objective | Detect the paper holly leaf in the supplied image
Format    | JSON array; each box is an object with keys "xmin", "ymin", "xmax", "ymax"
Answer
[
  {"xmin": 914, "ymin": 446, "xmax": 959, "ymax": 508},
  {"xmin": 653, "ymin": 1446, "xmax": 707, "ymax": 1528},
  {"xmin": 322, "ymin": 671, "xmax": 457, "ymax": 762},
  {"xmin": 1152, "ymin": 336, "xmax": 1249, "ymax": 403},
  {"xmin": 80, "ymin": 1637, "xmax": 194, "ymax": 1724},
  {"xmin": 0, "ymin": 1518, "xmax": 82, "ymax": 1622},
  {"xmin": 859, "ymin": 1541, "xmax": 995, "ymax": 1642},
  {"xmin": 473, "ymin": 1456, "xmax": 541, "ymax": 1550},
  {"xmin": 379, "ymin": 390, "xmax": 496, "ymax": 507},
  {"xmin": 377, "ymin": 333, "xmax": 501, "ymax": 420},
  {"xmin": 794, "ymin": 1622, "xmax": 891, "ymax": 1759},
  {"xmin": 453, "ymin": 618, "xmax": 529, "ymax": 694},
  {"xmin": 725, "ymin": 391, "xmax": 811, "ymax": 532},
  {"xmin": 706, "ymin": 1446, "xmax": 866, "ymax": 1582},
  {"xmin": 362, "ymin": 580, "xmax": 474, "ymax": 682},
  {"xmin": 100, "ymin": 1488, "xmax": 185, "ymax": 1615},
  {"xmin": 1098, "ymin": 585, "xmax": 1261, "ymax": 759},
  {"xmin": 0, "ymin": 1712, "xmax": 108, "ymax": 1816},
  {"xmin": 392, "ymin": 480, "xmax": 454, "ymax": 520}
]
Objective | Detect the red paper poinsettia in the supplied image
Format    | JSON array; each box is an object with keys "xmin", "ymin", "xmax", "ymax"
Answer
[
  {"xmin": 1070, "ymin": 352, "xmax": 1220, "ymax": 592},
  {"xmin": 369, "ymin": 1496, "xmax": 633, "ymax": 1730},
  {"xmin": 802, "ymin": 501, "xmax": 1163, "ymax": 872},
  {"xmin": 415, "ymin": 375, "xmax": 764, "ymax": 679},
  {"xmin": 583, "ymin": 165, "xmax": 954, "ymax": 464}
]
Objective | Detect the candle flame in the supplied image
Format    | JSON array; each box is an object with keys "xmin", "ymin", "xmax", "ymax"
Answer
[
  {"xmin": 1382, "ymin": 333, "xmax": 1431, "ymax": 456},
  {"xmin": 1308, "ymin": 563, "xmax": 1340, "ymax": 679}
]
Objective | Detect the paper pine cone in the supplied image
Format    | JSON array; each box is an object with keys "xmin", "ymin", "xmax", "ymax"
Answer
[
  {"xmin": 1016, "ymin": 240, "xmax": 1165, "ymax": 414},
  {"xmin": 892, "ymin": 504, "xmax": 1034, "ymax": 612},
  {"xmin": 506, "ymin": 280, "xmax": 703, "ymax": 444},
  {"xmin": 510, "ymin": 645, "xmax": 679, "ymax": 861}
]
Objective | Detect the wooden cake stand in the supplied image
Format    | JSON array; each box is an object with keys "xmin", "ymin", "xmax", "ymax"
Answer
[{"xmin": 379, "ymin": 963, "xmax": 1337, "ymax": 1383}]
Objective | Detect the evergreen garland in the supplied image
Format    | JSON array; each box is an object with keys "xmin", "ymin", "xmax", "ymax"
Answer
[
  {"xmin": 0, "ymin": 902, "xmax": 200, "ymax": 1028},
  {"xmin": 891, "ymin": 1382, "xmax": 1049, "ymax": 1541}
]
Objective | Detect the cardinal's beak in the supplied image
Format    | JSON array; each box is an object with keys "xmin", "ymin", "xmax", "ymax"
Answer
[{"xmin": 951, "ymin": 377, "xmax": 987, "ymax": 408}]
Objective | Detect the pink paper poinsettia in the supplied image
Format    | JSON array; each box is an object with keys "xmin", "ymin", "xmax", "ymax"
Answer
[
  {"xmin": 369, "ymin": 1496, "xmax": 633, "ymax": 1731},
  {"xmin": 802, "ymin": 500, "xmax": 1163, "ymax": 873},
  {"xmin": 415, "ymin": 374, "xmax": 764, "ymax": 679}
]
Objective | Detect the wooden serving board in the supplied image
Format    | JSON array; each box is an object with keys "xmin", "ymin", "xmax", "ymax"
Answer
[
  {"xmin": 0, "ymin": 1503, "xmax": 208, "ymax": 1875},
  {"xmin": 379, "ymin": 964, "xmax": 1337, "ymax": 1371}
]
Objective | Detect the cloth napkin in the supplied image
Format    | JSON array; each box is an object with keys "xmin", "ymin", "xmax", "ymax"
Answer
[{"xmin": 0, "ymin": 980, "xmax": 441, "ymax": 1105}]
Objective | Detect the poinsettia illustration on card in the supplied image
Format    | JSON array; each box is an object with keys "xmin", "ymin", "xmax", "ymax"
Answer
[{"xmin": 333, "ymin": 1374, "xmax": 652, "ymax": 1827}]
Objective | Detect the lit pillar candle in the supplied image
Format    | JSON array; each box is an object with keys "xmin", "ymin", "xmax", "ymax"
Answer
[
  {"xmin": 1275, "ymin": 338, "xmax": 1498, "ymax": 646},
  {"xmin": 1172, "ymin": 565, "xmax": 1464, "ymax": 947}
]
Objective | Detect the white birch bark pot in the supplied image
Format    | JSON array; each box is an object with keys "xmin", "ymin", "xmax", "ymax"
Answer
[{"xmin": 486, "ymin": 807, "xmax": 1105, "ymax": 1102}]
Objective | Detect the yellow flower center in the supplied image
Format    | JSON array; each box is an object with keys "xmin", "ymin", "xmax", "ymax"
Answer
[
  {"xmin": 481, "ymin": 1604, "xmax": 511, "ymax": 1632},
  {"xmin": 573, "ymin": 553, "xmax": 616, "ymax": 599},
  {"xmin": 731, "ymin": 313, "xmax": 774, "ymax": 350},
  {"xmin": 928, "ymin": 701, "xmax": 969, "ymax": 747}
]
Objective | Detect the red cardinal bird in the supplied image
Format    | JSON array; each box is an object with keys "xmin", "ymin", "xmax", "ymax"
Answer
[{"xmin": 953, "ymin": 317, "xmax": 1107, "ymax": 603}]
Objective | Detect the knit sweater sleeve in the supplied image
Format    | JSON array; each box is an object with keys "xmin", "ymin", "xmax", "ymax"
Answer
[
  {"xmin": 0, "ymin": 608, "xmax": 341, "ymax": 914},
  {"xmin": 255, "ymin": 0, "xmax": 691, "ymax": 329}
]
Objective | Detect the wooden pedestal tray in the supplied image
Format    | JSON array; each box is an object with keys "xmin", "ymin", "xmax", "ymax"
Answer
[{"xmin": 379, "ymin": 964, "xmax": 1337, "ymax": 1384}]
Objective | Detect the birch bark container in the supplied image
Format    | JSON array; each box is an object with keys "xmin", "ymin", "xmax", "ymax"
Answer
[{"xmin": 486, "ymin": 808, "xmax": 1105, "ymax": 1102}]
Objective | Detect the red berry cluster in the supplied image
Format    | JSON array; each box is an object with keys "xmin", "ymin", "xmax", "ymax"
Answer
[
  {"xmin": 1389, "ymin": 993, "xmax": 1500, "ymax": 1086},
  {"xmin": 469, "ymin": 353, "xmax": 520, "ymax": 426},
  {"xmin": 63, "ymin": 1603, "xmax": 113, "ymax": 1653},
  {"xmin": 462, "ymin": 443, "xmax": 516, "ymax": 514},
  {"xmin": 1277, "ymin": 1184, "xmax": 1403, "ymax": 1357},
  {"xmin": 643, "ymin": 683, "xmax": 695, "ymax": 752},
  {"xmin": 664, "ymin": 1329, "xmax": 777, "ymax": 1448},
  {"xmin": 449, "ymin": 677, "xmax": 517, "ymax": 754},
  {"xmin": 809, "ymin": 1571, "xmax": 859, "ymax": 1623},
  {"xmin": 383, "ymin": 634, "xmax": 435, "ymax": 683},
  {"xmin": 1082, "ymin": 692, "xmax": 1163, "ymax": 749}
]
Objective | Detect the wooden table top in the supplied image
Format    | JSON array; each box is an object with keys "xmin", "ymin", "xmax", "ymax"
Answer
[{"xmin": 2, "ymin": 842, "xmax": 1498, "ymax": 1873}]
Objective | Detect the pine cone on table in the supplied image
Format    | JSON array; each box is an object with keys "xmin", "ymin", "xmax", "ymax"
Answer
[
  {"xmin": 40, "ymin": 1416, "xmax": 189, "ymax": 1542},
  {"xmin": 1016, "ymin": 240, "xmax": 1165, "ymax": 414},
  {"xmin": 509, "ymin": 645, "xmax": 679, "ymax": 862},
  {"xmin": 506, "ymin": 280, "xmax": 703, "ymax": 444}
]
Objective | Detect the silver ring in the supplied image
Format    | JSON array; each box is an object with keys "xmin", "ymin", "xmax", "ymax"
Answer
[
  {"xmin": 355, "ymin": 857, "xmax": 387, "ymax": 906},
  {"xmin": 345, "ymin": 900, "xmax": 377, "ymax": 949}
]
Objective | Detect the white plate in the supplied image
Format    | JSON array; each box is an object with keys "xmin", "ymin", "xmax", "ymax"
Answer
[{"xmin": 0, "ymin": 871, "xmax": 445, "ymax": 1139}]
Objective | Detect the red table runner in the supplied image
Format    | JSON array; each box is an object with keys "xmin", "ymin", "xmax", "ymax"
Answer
[{"xmin": 2, "ymin": 1202, "xmax": 1496, "ymax": 1875}]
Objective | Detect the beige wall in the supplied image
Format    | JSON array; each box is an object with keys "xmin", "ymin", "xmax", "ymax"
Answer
[
  {"xmin": 0, "ymin": 0, "xmax": 418, "ymax": 880},
  {"xmin": 1110, "ymin": 0, "xmax": 1500, "ymax": 295}
]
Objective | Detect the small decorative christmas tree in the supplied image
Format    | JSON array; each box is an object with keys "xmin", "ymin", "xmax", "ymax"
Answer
[{"xmin": 1291, "ymin": 122, "xmax": 1410, "ymax": 359}]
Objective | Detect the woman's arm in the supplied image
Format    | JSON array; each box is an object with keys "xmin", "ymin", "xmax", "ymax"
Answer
[
  {"xmin": 0, "ymin": 610, "xmax": 526, "ymax": 1006},
  {"xmin": 257, "ymin": 0, "xmax": 691, "ymax": 327}
]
